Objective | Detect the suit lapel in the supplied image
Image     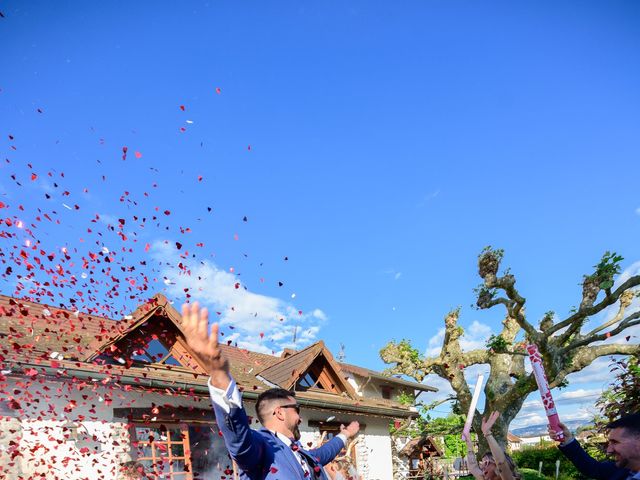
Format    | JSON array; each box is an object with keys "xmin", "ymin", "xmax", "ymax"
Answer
[{"xmin": 260, "ymin": 428, "xmax": 308, "ymax": 478}]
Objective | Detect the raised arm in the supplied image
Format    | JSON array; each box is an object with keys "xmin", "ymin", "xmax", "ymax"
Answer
[
  {"xmin": 482, "ymin": 412, "xmax": 515, "ymax": 480},
  {"xmin": 181, "ymin": 302, "xmax": 231, "ymax": 389},
  {"xmin": 462, "ymin": 432, "xmax": 484, "ymax": 480},
  {"xmin": 311, "ymin": 421, "xmax": 361, "ymax": 465}
]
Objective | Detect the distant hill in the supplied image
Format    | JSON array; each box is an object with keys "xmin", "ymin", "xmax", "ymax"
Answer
[{"xmin": 511, "ymin": 419, "xmax": 590, "ymax": 438}]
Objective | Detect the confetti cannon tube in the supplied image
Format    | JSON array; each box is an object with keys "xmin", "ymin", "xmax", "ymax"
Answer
[
  {"xmin": 526, "ymin": 344, "xmax": 564, "ymax": 441},
  {"xmin": 462, "ymin": 375, "xmax": 484, "ymax": 438}
]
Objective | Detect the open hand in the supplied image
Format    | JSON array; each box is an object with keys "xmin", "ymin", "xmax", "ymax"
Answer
[
  {"xmin": 340, "ymin": 421, "xmax": 360, "ymax": 439},
  {"xmin": 181, "ymin": 302, "xmax": 230, "ymax": 388},
  {"xmin": 481, "ymin": 411, "xmax": 500, "ymax": 436}
]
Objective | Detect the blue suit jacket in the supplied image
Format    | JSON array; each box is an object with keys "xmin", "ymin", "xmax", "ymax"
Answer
[
  {"xmin": 559, "ymin": 439, "xmax": 632, "ymax": 480},
  {"xmin": 215, "ymin": 403, "xmax": 345, "ymax": 480}
]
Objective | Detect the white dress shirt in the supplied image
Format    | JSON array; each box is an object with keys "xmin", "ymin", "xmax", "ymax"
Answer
[{"xmin": 208, "ymin": 376, "xmax": 347, "ymax": 474}]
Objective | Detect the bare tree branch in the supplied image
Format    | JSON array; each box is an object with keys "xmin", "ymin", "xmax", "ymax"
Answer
[
  {"xmin": 567, "ymin": 311, "xmax": 640, "ymax": 351},
  {"xmin": 586, "ymin": 289, "xmax": 637, "ymax": 337},
  {"xmin": 549, "ymin": 275, "xmax": 640, "ymax": 336}
]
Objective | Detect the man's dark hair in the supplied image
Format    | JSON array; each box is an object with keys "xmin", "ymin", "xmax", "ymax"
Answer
[
  {"xmin": 255, "ymin": 388, "xmax": 296, "ymax": 424},
  {"xmin": 607, "ymin": 412, "xmax": 640, "ymax": 436}
]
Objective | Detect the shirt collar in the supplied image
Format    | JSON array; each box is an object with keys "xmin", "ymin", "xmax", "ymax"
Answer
[{"xmin": 272, "ymin": 430, "xmax": 296, "ymax": 447}]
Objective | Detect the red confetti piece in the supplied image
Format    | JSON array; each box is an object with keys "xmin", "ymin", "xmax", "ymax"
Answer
[
  {"xmin": 179, "ymin": 105, "xmax": 185, "ymax": 111},
  {"xmin": 216, "ymin": 87, "xmax": 222, "ymax": 94},
  {"xmin": 135, "ymin": 151, "xmax": 142, "ymax": 159}
]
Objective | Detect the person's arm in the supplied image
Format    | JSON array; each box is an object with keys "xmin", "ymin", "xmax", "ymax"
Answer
[
  {"xmin": 311, "ymin": 422, "xmax": 360, "ymax": 465},
  {"xmin": 181, "ymin": 302, "xmax": 231, "ymax": 389},
  {"xmin": 462, "ymin": 433, "xmax": 484, "ymax": 480},
  {"xmin": 482, "ymin": 412, "xmax": 515, "ymax": 480},
  {"xmin": 549, "ymin": 422, "xmax": 621, "ymax": 480},
  {"xmin": 547, "ymin": 421, "xmax": 574, "ymax": 447},
  {"xmin": 182, "ymin": 302, "xmax": 265, "ymax": 471}
]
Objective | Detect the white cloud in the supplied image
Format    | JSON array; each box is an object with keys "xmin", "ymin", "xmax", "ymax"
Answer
[
  {"xmin": 555, "ymin": 388, "xmax": 602, "ymax": 401},
  {"xmin": 150, "ymin": 241, "xmax": 327, "ymax": 354}
]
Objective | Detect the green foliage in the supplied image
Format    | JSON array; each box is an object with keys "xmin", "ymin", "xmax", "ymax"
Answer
[
  {"xmin": 590, "ymin": 251, "xmax": 624, "ymax": 290},
  {"xmin": 518, "ymin": 468, "xmax": 547, "ymax": 480},
  {"xmin": 474, "ymin": 285, "xmax": 497, "ymax": 309},
  {"xmin": 443, "ymin": 434, "xmax": 466, "ymax": 458},
  {"xmin": 596, "ymin": 355, "xmax": 640, "ymax": 423},
  {"xmin": 397, "ymin": 339, "xmax": 422, "ymax": 364},
  {"xmin": 421, "ymin": 413, "xmax": 465, "ymax": 436},
  {"xmin": 479, "ymin": 245, "xmax": 505, "ymax": 262},
  {"xmin": 396, "ymin": 390, "xmax": 415, "ymax": 406},
  {"xmin": 512, "ymin": 446, "xmax": 579, "ymax": 479},
  {"xmin": 486, "ymin": 334, "xmax": 510, "ymax": 353}
]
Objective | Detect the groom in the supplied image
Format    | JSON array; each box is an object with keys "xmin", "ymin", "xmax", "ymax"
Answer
[{"xmin": 181, "ymin": 302, "xmax": 360, "ymax": 480}]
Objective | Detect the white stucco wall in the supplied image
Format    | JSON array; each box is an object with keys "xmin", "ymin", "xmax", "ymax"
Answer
[
  {"xmin": 358, "ymin": 418, "xmax": 394, "ymax": 480},
  {"xmin": 0, "ymin": 376, "xmax": 396, "ymax": 480}
]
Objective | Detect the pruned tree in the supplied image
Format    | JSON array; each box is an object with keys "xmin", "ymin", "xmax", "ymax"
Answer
[{"xmin": 381, "ymin": 248, "xmax": 640, "ymax": 450}]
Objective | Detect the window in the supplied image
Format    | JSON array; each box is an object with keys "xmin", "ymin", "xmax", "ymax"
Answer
[
  {"xmin": 297, "ymin": 371, "xmax": 323, "ymax": 390},
  {"xmin": 133, "ymin": 424, "xmax": 192, "ymax": 479},
  {"xmin": 294, "ymin": 359, "xmax": 344, "ymax": 393},
  {"xmin": 130, "ymin": 422, "xmax": 233, "ymax": 480},
  {"xmin": 381, "ymin": 386, "xmax": 393, "ymax": 400}
]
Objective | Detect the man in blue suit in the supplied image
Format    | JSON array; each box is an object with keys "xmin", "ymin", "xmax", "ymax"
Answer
[
  {"xmin": 182, "ymin": 302, "xmax": 361, "ymax": 480},
  {"xmin": 549, "ymin": 413, "xmax": 640, "ymax": 480}
]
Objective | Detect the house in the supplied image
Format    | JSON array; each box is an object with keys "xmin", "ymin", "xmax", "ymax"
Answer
[
  {"xmin": 0, "ymin": 294, "xmax": 437, "ymax": 480},
  {"xmin": 507, "ymin": 432, "xmax": 522, "ymax": 451},
  {"xmin": 397, "ymin": 436, "xmax": 443, "ymax": 479},
  {"xmin": 518, "ymin": 434, "xmax": 553, "ymax": 447}
]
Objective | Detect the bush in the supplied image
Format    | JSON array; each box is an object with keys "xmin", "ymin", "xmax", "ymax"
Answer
[
  {"xmin": 519, "ymin": 468, "xmax": 547, "ymax": 480},
  {"xmin": 512, "ymin": 446, "xmax": 580, "ymax": 479}
]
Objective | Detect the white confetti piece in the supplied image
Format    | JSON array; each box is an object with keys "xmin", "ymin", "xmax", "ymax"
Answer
[{"xmin": 62, "ymin": 203, "xmax": 72, "ymax": 210}]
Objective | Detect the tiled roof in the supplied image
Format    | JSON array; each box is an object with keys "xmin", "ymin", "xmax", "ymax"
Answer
[
  {"xmin": 507, "ymin": 432, "xmax": 522, "ymax": 442},
  {"xmin": 340, "ymin": 362, "xmax": 438, "ymax": 393},
  {"xmin": 0, "ymin": 293, "xmax": 430, "ymax": 417}
]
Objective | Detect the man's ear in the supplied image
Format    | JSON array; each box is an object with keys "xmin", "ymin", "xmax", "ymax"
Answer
[{"xmin": 271, "ymin": 405, "xmax": 284, "ymax": 421}]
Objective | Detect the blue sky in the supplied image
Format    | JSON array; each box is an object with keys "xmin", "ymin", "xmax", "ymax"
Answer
[{"xmin": 1, "ymin": 1, "xmax": 639, "ymax": 428}]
